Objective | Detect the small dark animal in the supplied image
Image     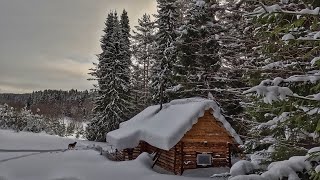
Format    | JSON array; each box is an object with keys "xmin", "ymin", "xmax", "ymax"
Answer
[{"xmin": 68, "ymin": 142, "xmax": 77, "ymax": 150}]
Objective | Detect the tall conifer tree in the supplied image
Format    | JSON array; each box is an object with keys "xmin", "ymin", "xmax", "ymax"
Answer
[
  {"xmin": 176, "ymin": 0, "xmax": 220, "ymax": 97},
  {"xmin": 150, "ymin": 0, "xmax": 180, "ymax": 107},
  {"xmin": 132, "ymin": 14, "xmax": 156, "ymax": 104},
  {"xmin": 86, "ymin": 11, "xmax": 132, "ymax": 141}
]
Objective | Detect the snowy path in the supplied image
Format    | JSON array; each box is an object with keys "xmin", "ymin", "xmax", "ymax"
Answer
[
  {"xmin": 0, "ymin": 148, "xmax": 92, "ymax": 163},
  {"xmin": 0, "ymin": 149, "xmax": 65, "ymax": 152},
  {"xmin": 0, "ymin": 152, "xmax": 42, "ymax": 163}
]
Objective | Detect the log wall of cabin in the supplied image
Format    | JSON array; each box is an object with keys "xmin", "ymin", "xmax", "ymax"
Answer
[
  {"xmin": 179, "ymin": 110, "xmax": 235, "ymax": 169},
  {"xmin": 181, "ymin": 110, "xmax": 235, "ymax": 144}
]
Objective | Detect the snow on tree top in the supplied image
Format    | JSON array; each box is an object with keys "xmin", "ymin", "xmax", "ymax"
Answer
[
  {"xmin": 106, "ymin": 98, "xmax": 242, "ymax": 150},
  {"xmin": 281, "ymin": 33, "xmax": 295, "ymax": 41},
  {"xmin": 314, "ymin": 31, "xmax": 320, "ymax": 39},
  {"xmin": 308, "ymin": 147, "xmax": 320, "ymax": 154},
  {"xmin": 195, "ymin": 0, "xmax": 206, "ymax": 7},
  {"xmin": 311, "ymin": 57, "xmax": 320, "ymax": 66},
  {"xmin": 300, "ymin": 7, "xmax": 320, "ymax": 15}
]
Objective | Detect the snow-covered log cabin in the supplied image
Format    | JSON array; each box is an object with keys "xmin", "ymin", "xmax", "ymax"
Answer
[{"xmin": 107, "ymin": 98, "xmax": 242, "ymax": 175}]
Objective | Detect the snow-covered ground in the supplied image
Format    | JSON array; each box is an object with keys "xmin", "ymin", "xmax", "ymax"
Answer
[{"xmin": 0, "ymin": 130, "xmax": 229, "ymax": 180}]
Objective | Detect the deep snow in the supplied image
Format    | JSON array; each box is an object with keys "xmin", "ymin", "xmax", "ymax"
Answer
[{"xmin": 0, "ymin": 130, "xmax": 228, "ymax": 180}]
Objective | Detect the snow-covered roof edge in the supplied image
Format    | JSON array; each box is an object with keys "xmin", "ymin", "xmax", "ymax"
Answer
[{"xmin": 209, "ymin": 100, "xmax": 243, "ymax": 145}]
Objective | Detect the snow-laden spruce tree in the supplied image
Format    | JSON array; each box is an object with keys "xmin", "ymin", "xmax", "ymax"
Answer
[
  {"xmin": 243, "ymin": 0, "xmax": 320, "ymax": 164},
  {"xmin": 120, "ymin": 9, "xmax": 131, "ymax": 73},
  {"xmin": 119, "ymin": 10, "xmax": 135, "ymax": 118},
  {"xmin": 86, "ymin": 11, "xmax": 132, "ymax": 141},
  {"xmin": 175, "ymin": 0, "xmax": 220, "ymax": 97},
  {"xmin": 132, "ymin": 13, "xmax": 156, "ymax": 106},
  {"xmin": 150, "ymin": 0, "xmax": 180, "ymax": 107}
]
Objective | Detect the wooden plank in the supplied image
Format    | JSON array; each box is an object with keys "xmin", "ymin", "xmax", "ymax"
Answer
[
  {"xmin": 152, "ymin": 151, "xmax": 161, "ymax": 168},
  {"xmin": 174, "ymin": 145, "xmax": 177, "ymax": 175},
  {"xmin": 180, "ymin": 142, "xmax": 184, "ymax": 175}
]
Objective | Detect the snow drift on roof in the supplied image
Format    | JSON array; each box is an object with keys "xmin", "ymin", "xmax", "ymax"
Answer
[{"xmin": 107, "ymin": 98, "xmax": 242, "ymax": 150}]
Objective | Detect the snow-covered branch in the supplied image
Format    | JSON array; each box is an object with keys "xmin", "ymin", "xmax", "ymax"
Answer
[{"xmin": 246, "ymin": 4, "xmax": 320, "ymax": 16}]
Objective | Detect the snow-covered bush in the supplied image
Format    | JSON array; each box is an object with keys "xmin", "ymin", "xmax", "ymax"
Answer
[
  {"xmin": 230, "ymin": 160, "xmax": 258, "ymax": 177},
  {"xmin": 230, "ymin": 147, "xmax": 320, "ymax": 179},
  {"xmin": 0, "ymin": 104, "xmax": 67, "ymax": 136}
]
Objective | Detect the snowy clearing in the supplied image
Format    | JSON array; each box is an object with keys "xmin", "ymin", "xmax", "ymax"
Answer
[{"xmin": 0, "ymin": 130, "xmax": 229, "ymax": 180}]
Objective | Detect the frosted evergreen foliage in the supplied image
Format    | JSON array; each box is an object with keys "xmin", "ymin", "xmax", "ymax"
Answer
[
  {"xmin": 240, "ymin": 0, "xmax": 320, "ymax": 179},
  {"xmin": 0, "ymin": 104, "xmax": 66, "ymax": 136},
  {"xmin": 175, "ymin": 0, "xmax": 220, "ymax": 97},
  {"xmin": 87, "ymin": 11, "xmax": 133, "ymax": 141},
  {"xmin": 132, "ymin": 14, "xmax": 156, "ymax": 106},
  {"xmin": 150, "ymin": 0, "xmax": 180, "ymax": 105}
]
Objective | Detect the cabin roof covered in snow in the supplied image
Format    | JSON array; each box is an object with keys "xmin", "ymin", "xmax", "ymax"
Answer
[{"xmin": 106, "ymin": 98, "xmax": 242, "ymax": 150}]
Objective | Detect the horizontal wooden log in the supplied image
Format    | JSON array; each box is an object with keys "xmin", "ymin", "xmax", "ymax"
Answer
[
  {"xmin": 158, "ymin": 158, "xmax": 175, "ymax": 164},
  {"xmin": 183, "ymin": 149, "xmax": 228, "ymax": 153},
  {"xmin": 157, "ymin": 162, "xmax": 175, "ymax": 171}
]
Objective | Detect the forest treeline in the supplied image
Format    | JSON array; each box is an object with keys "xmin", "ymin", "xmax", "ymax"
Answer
[{"xmin": 0, "ymin": 89, "xmax": 93, "ymax": 121}]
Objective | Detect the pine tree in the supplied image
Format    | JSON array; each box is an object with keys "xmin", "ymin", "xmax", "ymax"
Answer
[
  {"xmin": 132, "ymin": 13, "xmax": 156, "ymax": 105},
  {"xmin": 150, "ymin": 0, "xmax": 180, "ymax": 107},
  {"xmin": 86, "ymin": 11, "xmax": 132, "ymax": 141}
]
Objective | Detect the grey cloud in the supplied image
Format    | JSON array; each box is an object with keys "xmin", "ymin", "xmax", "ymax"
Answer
[{"xmin": 0, "ymin": 0, "xmax": 157, "ymax": 93}]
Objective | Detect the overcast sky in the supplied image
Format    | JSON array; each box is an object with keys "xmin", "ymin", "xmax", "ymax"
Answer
[{"xmin": 0, "ymin": 0, "xmax": 157, "ymax": 93}]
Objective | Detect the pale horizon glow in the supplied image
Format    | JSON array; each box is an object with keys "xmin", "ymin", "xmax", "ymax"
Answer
[{"xmin": 0, "ymin": 0, "xmax": 157, "ymax": 94}]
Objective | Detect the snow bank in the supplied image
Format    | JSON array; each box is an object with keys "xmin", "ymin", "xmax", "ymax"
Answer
[
  {"xmin": 107, "ymin": 98, "xmax": 242, "ymax": 150},
  {"xmin": 0, "ymin": 130, "xmax": 75, "ymax": 150},
  {"xmin": 230, "ymin": 160, "xmax": 256, "ymax": 177},
  {"xmin": 230, "ymin": 156, "xmax": 311, "ymax": 180},
  {"xmin": 0, "ymin": 130, "xmax": 220, "ymax": 180},
  {"xmin": 261, "ymin": 156, "xmax": 311, "ymax": 180},
  {"xmin": 229, "ymin": 174, "xmax": 267, "ymax": 180}
]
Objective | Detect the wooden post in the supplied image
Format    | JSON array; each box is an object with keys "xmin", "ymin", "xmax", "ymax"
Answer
[
  {"xmin": 180, "ymin": 142, "xmax": 184, "ymax": 175},
  {"xmin": 128, "ymin": 148, "xmax": 134, "ymax": 160},
  {"xmin": 152, "ymin": 150, "xmax": 161, "ymax": 168},
  {"xmin": 140, "ymin": 142, "xmax": 144, "ymax": 154},
  {"xmin": 174, "ymin": 145, "xmax": 177, "ymax": 175}
]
